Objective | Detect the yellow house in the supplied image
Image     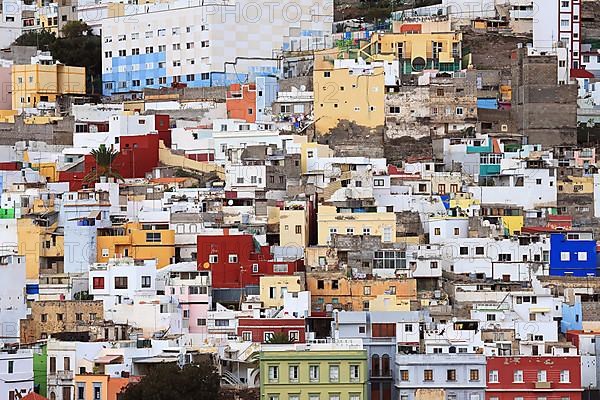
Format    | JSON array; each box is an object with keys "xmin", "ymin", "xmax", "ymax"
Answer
[
  {"xmin": 279, "ymin": 205, "xmax": 309, "ymax": 249},
  {"xmin": 96, "ymin": 222, "xmax": 175, "ymax": 267},
  {"xmin": 18, "ymin": 215, "xmax": 64, "ymax": 280},
  {"xmin": 317, "ymin": 205, "xmax": 396, "ymax": 246},
  {"xmin": 12, "ymin": 63, "xmax": 86, "ymax": 111},
  {"xmin": 260, "ymin": 275, "xmax": 303, "ymax": 309},
  {"xmin": 360, "ymin": 31, "xmax": 462, "ymax": 74},
  {"xmin": 370, "ymin": 294, "xmax": 411, "ymax": 311},
  {"xmin": 558, "ymin": 176, "xmax": 594, "ymax": 194},
  {"xmin": 314, "ymin": 63, "xmax": 385, "ymax": 135}
]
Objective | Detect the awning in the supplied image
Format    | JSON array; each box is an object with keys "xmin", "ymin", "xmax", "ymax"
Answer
[
  {"xmin": 530, "ymin": 307, "xmax": 551, "ymax": 313},
  {"xmin": 95, "ymin": 355, "xmax": 123, "ymax": 364},
  {"xmin": 88, "ymin": 210, "xmax": 101, "ymax": 219}
]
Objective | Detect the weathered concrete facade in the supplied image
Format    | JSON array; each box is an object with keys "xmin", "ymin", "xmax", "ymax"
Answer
[{"xmin": 20, "ymin": 300, "xmax": 104, "ymax": 343}]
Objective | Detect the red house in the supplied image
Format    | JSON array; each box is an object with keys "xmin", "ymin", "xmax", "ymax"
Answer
[
  {"xmin": 237, "ymin": 318, "xmax": 306, "ymax": 343},
  {"xmin": 59, "ymin": 134, "xmax": 160, "ymax": 191},
  {"xmin": 486, "ymin": 356, "xmax": 582, "ymax": 400},
  {"xmin": 197, "ymin": 233, "xmax": 304, "ymax": 290}
]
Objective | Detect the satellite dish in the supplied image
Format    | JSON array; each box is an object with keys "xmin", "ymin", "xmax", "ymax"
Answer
[
  {"xmin": 228, "ymin": 199, "xmax": 233, "ymax": 206},
  {"xmin": 300, "ymin": 85, "xmax": 306, "ymax": 91}
]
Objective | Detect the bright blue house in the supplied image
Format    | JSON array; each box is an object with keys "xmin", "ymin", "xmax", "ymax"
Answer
[{"xmin": 549, "ymin": 232, "xmax": 597, "ymax": 276}]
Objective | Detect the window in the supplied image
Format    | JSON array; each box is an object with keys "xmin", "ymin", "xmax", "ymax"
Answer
[
  {"xmin": 514, "ymin": 370, "xmax": 523, "ymax": 383},
  {"xmin": 114, "ymin": 277, "xmax": 128, "ymax": 289},
  {"xmin": 309, "ymin": 365, "xmax": 319, "ymax": 382},
  {"xmin": 329, "ymin": 365, "xmax": 339, "ymax": 382},
  {"xmin": 197, "ymin": 318, "xmax": 207, "ymax": 326},
  {"xmin": 146, "ymin": 232, "xmax": 161, "ymax": 242},
  {"xmin": 424, "ymin": 369, "xmax": 433, "ymax": 381},
  {"xmin": 268, "ymin": 366, "xmax": 279, "ymax": 382},
  {"xmin": 228, "ymin": 254, "xmax": 238, "ymax": 263},
  {"xmin": 289, "ymin": 365, "xmax": 299, "ymax": 382},
  {"xmin": 273, "ymin": 264, "xmax": 289, "ymax": 273},
  {"xmin": 8, "ymin": 360, "xmax": 14, "ymax": 374},
  {"xmin": 446, "ymin": 369, "xmax": 456, "ymax": 381},
  {"xmin": 374, "ymin": 179, "xmax": 385, "ymax": 187},
  {"xmin": 487, "ymin": 314, "xmax": 496, "ymax": 321},
  {"xmin": 141, "ymin": 276, "xmax": 151, "ymax": 288},
  {"xmin": 93, "ymin": 385, "xmax": 101, "ymax": 400},
  {"xmin": 118, "ymin": 49, "xmax": 126, "ymax": 56},
  {"xmin": 350, "ymin": 365, "xmax": 360, "ymax": 381},
  {"xmin": 475, "ymin": 247, "xmax": 484, "ymax": 255},
  {"xmin": 186, "ymin": 42, "xmax": 194, "ymax": 49},
  {"xmin": 538, "ymin": 370, "xmax": 547, "ymax": 382},
  {"xmin": 332, "ymin": 280, "xmax": 339, "ymax": 290},
  {"xmin": 92, "ymin": 277, "xmax": 105, "ymax": 289},
  {"xmin": 76, "ymin": 313, "xmax": 82, "ymax": 321},
  {"xmin": 460, "ymin": 247, "xmax": 469, "ymax": 255},
  {"xmin": 145, "ymin": 46, "xmax": 154, "ymax": 53},
  {"xmin": 498, "ymin": 253, "xmax": 511, "ymax": 262},
  {"xmin": 201, "ymin": 40, "xmax": 209, "ymax": 47},
  {"xmin": 434, "ymin": 228, "xmax": 441, "ymax": 235},
  {"xmin": 49, "ymin": 357, "xmax": 56, "ymax": 373},
  {"xmin": 489, "ymin": 370, "xmax": 498, "ymax": 383},
  {"xmin": 363, "ymin": 227, "xmax": 371, "ymax": 236},
  {"xmin": 64, "ymin": 357, "xmax": 71, "ymax": 371},
  {"xmin": 578, "ymin": 252, "xmax": 588, "ymax": 261},
  {"xmin": 470, "ymin": 369, "xmax": 479, "ymax": 381},
  {"xmin": 209, "ymin": 254, "xmax": 218, "ymax": 263},
  {"xmin": 400, "ymin": 370, "xmax": 409, "ymax": 381},
  {"xmin": 389, "ymin": 106, "xmax": 400, "ymax": 113},
  {"xmin": 295, "ymin": 225, "xmax": 302, "ymax": 234},
  {"xmin": 454, "ymin": 227, "xmax": 460, "ymax": 235},
  {"xmin": 560, "ymin": 370, "xmax": 570, "ymax": 383},
  {"xmin": 561, "ymin": 252, "xmax": 570, "ymax": 261}
]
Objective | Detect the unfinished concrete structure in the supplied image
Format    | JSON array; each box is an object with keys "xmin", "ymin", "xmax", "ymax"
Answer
[{"xmin": 511, "ymin": 48, "xmax": 578, "ymax": 146}]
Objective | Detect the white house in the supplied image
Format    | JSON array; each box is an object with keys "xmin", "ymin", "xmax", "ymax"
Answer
[
  {"xmin": 0, "ymin": 349, "xmax": 33, "ymax": 400},
  {"xmin": 89, "ymin": 258, "xmax": 158, "ymax": 310}
]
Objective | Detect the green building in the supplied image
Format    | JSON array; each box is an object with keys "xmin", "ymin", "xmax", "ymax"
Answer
[
  {"xmin": 259, "ymin": 344, "xmax": 368, "ymax": 400},
  {"xmin": 33, "ymin": 344, "xmax": 47, "ymax": 397},
  {"xmin": 0, "ymin": 208, "xmax": 15, "ymax": 219}
]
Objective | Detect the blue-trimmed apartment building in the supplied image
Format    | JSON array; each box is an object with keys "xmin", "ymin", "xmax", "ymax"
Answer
[{"xmin": 100, "ymin": 0, "xmax": 332, "ymax": 96}]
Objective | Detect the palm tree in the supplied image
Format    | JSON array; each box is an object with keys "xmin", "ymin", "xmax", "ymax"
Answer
[
  {"xmin": 83, "ymin": 144, "xmax": 123, "ymax": 184},
  {"xmin": 265, "ymin": 332, "xmax": 294, "ymax": 344}
]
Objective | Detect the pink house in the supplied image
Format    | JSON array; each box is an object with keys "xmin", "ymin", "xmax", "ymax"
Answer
[
  {"xmin": 163, "ymin": 263, "xmax": 211, "ymax": 336},
  {"xmin": 574, "ymin": 148, "xmax": 596, "ymax": 170}
]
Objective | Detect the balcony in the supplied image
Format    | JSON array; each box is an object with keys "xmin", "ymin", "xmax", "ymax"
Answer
[{"xmin": 535, "ymin": 381, "xmax": 552, "ymax": 389}]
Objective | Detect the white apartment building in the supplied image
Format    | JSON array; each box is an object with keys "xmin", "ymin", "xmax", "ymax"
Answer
[
  {"xmin": 100, "ymin": 0, "xmax": 333, "ymax": 95},
  {"xmin": 0, "ymin": 349, "xmax": 33, "ymax": 400},
  {"xmin": 89, "ymin": 258, "xmax": 158, "ymax": 310},
  {"xmin": 533, "ymin": 0, "xmax": 581, "ymax": 74},
  {"xmin": 0, "ymin": 255, "xmax": 25, "ymax": 344}
]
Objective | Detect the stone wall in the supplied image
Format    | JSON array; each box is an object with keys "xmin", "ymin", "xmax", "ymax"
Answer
[
  {"xmin": 0, "ymin": 115, "xmax": 74, "ymax": 145},
  {"xmin": 20, "ymin": 300, "xmax": 104, "ymax": 343}
]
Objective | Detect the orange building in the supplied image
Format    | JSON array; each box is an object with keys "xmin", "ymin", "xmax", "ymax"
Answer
[
  {"xmin": 226, "ymin": 83, "xmax": 256, "ymax": 122},
  {"xmin": 306, "ymin": 273, "xmax": 417, "ymax": 313},
  {"xmin": 75, "ymin": 372, "xmax": 140, "ymax": 400}
]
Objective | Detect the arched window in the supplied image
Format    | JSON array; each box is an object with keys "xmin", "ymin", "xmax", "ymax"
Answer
[
  {"xmin": 449, "ymin": 346, "xmax": 457, "ymax": 353},
  {"xmin": 381, "ymin": 354, "xmax": 390, "ymax": 376},
  {"xmin": 50, "ymin": 392, "xmax": 56, "ymax": 400},
  {"xmin": 371, "ymin": 354, "xmax": 380, "ymax": 377}
]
